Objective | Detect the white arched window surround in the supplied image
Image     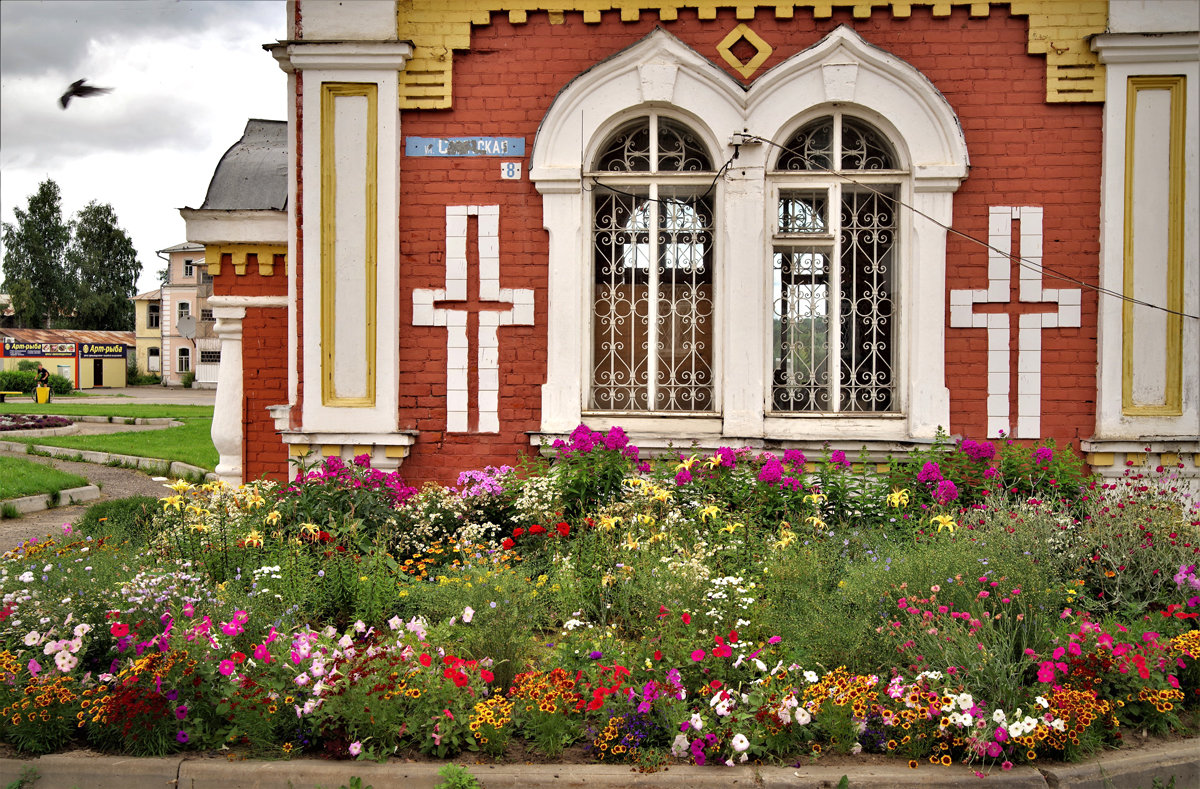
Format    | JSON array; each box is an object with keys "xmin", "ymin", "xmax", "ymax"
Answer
[{"xmin": 531, "ymin": 26, "xmax": 968, "ymax": 450}]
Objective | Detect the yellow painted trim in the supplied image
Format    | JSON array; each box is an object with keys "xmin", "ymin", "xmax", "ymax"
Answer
[
  {"xmin": 717, "ymin": 23, "xmax": 774, "ymax": 79},
  {"xmin": 396, "ymin": 1, "xmax": 1106, "ymax": 109},
  {"xmin": 353, "ymin": 444, "xmax": 371, "ymax": 456},
  {"xmin": 1162, "ymin": 452, "xmax": 1180, "ymax": 467},
  {"xmin": 385, "ymin": 445, "xmax": 410, "ymax": 458},
  {"xmin": 320, "ymin": 82, "xmax": 378, "ymax": 408},
  {"xmin": 203, "ymin": 244, "xmax": 288, "ymax": 277},
  {"xmin": 322, "ymin": 445, "xmax": 342, "ymax": 457},
  {"xmin": 1086, "ymin": 452, "xmax": 1115, "ymax": 467},
  {"xmin": 289, "ymin": 443, "xmax": 311, "ymax": 456},
  {"xmin": 1126, "ymin": 452, "xmax": 1145, "ymax": 467},
  {"xmin": 1121, "ymin": 75, "xmax": 1185, "ymax": 417}
]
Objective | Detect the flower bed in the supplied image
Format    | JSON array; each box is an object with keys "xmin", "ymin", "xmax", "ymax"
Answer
[
  {"xmin": 0, "ymin": 428, "xmax": 1197, "ymax": 775},
  {"xmin": 0, "ymin": 414, "xmax": 72, "ymax": 432}
]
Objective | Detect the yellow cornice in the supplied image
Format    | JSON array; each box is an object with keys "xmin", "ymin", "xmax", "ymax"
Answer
[{"xmin": 396, "ymin": 0, "xmax": 1107, "ymax": 109}]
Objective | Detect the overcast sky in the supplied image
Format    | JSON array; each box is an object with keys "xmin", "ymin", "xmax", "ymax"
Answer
[{"xmin": 0, "ymin": 0, "xmax": 286, "ymax": 295}]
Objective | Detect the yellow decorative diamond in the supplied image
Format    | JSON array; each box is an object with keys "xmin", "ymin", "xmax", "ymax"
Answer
[{"xmin": 716, "ymin": 23, "xmax": 773, "ymax": 79}]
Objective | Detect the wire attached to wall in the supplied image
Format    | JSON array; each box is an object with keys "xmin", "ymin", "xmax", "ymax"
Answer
[
  {"xmin": 739, "ymin": 132, "xmax": 1199, "ymax": 322},
  {"xmin": 586, "ymin": 150, "xmax": 740, "ymax": 207}
]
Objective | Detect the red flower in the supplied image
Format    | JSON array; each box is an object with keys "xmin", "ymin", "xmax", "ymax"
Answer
[
  {"xmin": 480, "ymin": 669, "xmax": 494, "ymax": 683},
  {"xmin": 513, "ymin": 527, "xmax": 525, "ymax": 538},
  {"xmin": 681, "ymin": 612, "xmax": 691, "ymax": 625},
  {"xmin": 728, "ymin": 630, "xmax": 739, "ymax": 643},
  {"xmin": 529, "ymin": 524, "xmax": 546, "ymax": 535},
  {"xmin": 419, "ymin": 653, "xmax": 432, "ymax": 667},
  {"xmin": 653, "ymin": 650, "xmax": 663, "ymax": 661},
  {"xmin": 501, "ymin": 538, "xmax": 515, "ymax": 550},
  {"xmin": 556, "ymin": 522, "xmax": 571, "ymax": 538},
  {"xmin": 110, "ymin": 623, "xmax": 130, "ymax": 638},
  {"xmin": 232, "ymin": 651, "xmax": 246, "ymax": 664}
]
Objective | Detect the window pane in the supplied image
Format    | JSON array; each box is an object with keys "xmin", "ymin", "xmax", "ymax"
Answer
[
  {"xmin": 592, "ymin": 191, "xmax": 651, "ymax": 410},
  {"xmin": 594, "ymin": 120, "xmax": 652, "ymax": 172},
  {"xmin": 654, "ymin": 192, "xmax": 713, "ymax": 411},
  {"xmin": 657, "ymin": 119, "xmax": 713, "ymax": 172},
  {"xmin": 778, "ymin": 190, "xmax": 829, "ymax": 234},
  {"xmin": 776, "ymin": 116, "xmax": 833, "ymax": 171},
  {"xmin": 840, "ymin": 118, "xmax": 896, "ymax": 170},
  {"xmin": 772, "ymin": 248, "xmax": 831, "ymax": 411},
  {"xmin": 839, "ymin": 187, "xmax": 896, "ymax": 411}
]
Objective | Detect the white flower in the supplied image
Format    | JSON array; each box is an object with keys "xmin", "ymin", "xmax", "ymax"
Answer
[
  {"xmin": 731, "ymin": 733, "xmax": 750, "ymax": 752},
  {"xmin": 388, "ymin": 616, "xmax": 403, "ymax": 631},
  {"xmin": 18, "ymin": 572, "xmax": 33, "ymax": 584},
  {"xmin": 54, "ymin": 650, "xmax": 77, "ymax": 672},
  {"xmin": 73, "ymin": 623, "xmax": 91, "ymax": 638},
  {"xmin": 851, "ymin": 742, "xmax": 863, "ymax": 755},
  {"xmin": 1051, "ymin": 718, "xmax": 1066, "ymax": 732},
  {"xmin": 955, "ymin": 692, "xmax": 974, "ymax": 710},
  {"xmin": 992, "ymin": 709, "xmax": 1007, "ymax": 723},
  {"xmin": 338, "ymin": 634, "xmax": 354, "ymax": 649},
  {"xmin": 803, "ymin": 670, "xmax": 819, "ymax": 683},
  {"xmin": 1035, "ymin": 696, "xmax": 1049, "ymax": 709},
  {"xmin": 671, "ymin": 734, "xmax": 690, "ymax": 757},
  {"xmin": 462, "ymin": 606, "xmax": 475, "ymax": 624},
  {"xmin": 354, "ymin": 620, "xmax": 366, "ymax": 633},
  {"xmin": 689, "ymin": 713, "xmax": 703, "ymax": 731},
  {"xmin": 22, "ymin": 631, "xmax": 39, "ymax": 647},
  {"xmin": 793, "ymin": 707, "xmax": 812, "ymax": 725}
]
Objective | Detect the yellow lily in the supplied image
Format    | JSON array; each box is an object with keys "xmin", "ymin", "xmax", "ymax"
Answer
[
  {"xmin": 931, "ymin": 514, "xmax": 956, "ymax": 533},
  {"xmin": 700, "ymin": 505, "xmax": 720, "ymax": 522},
  {"xmin": 804, "ymin": 492, "xmax": 826, "ymax": 506},
  {"xmin": 299, "ymin": 522, "xmax": 320, "ymax": 538},
  {"xmin": 887, "ymin": 489, "xmax": 910, "ymax": 508},
  {"xmin": 775, "ymin": 529, "xmax": 797, "ymax": 549},
  {"xmin": 674, "ymin": 455, "xmax": 699, "ymax": 472},
  {"xmin": 265, "ymin": 510, "xmax": 282, "ymax": 526},
  {"xmin": 805, "ymin": 515, "xmax": 826, "ymax": 530},
  {"xmin": 163, "ymin": 496, "xmax": 184, "ymax": 512},
  {"xmin": 598, "ymin": 514, "xmax": 621, "ymax": 531},
  {"xmin": 243, "ymin": 530, "xmax": 264, "ymax": 547},
  {"xmin": 166, "ymin": 479, "xmax": 193, "ymax": 493}
]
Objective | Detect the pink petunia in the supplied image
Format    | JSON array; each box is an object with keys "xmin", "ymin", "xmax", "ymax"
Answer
[{"xmin": 691, "ymin": 649, "xmax": 706, "ymax": 662}]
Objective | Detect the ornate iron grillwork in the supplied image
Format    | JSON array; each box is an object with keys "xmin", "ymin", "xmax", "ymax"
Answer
[
  {"xmin": 590, "ymin": 116, "xmax": 715, "ymax": 413},
  {"xmin": 771, "ymin": 114, "xmax": 899, "ymax": 414}
]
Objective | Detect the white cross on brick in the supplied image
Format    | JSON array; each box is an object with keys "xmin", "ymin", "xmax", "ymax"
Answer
[
  {"xmin": 949, "ymin": 206, "xmax": 1081, "ymax": 438},
  {"xmin": 412, "ymin": 205, "xmax": 534, "ymax": 433}
]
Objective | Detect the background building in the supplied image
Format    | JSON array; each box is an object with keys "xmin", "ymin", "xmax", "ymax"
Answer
[
  {"xmin": 131, "ymin": 288, "xmax": 162, "ymax": 376},
  {"xmin": 0, "ymin": 328, "xmax": 133, "ymax": 389},
  {"xmin": 155, "ymin": 242, "xmax": 220, "ymax": 388}
]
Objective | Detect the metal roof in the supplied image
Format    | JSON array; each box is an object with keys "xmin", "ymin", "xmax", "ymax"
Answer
[
  {"xmin": 200, "ymin": 119, "xmax": 288, "ymax": 211},
  {"xmin": 156, "ymin": 242, "xmax": 203, "ymax": 254},
  {"xmin": 0, "ymin": 329, "xmax": 136, "ymax": 346},
  {"xmin": 132, "ymin": 289, "xmax": 162, "ymax": 301}
]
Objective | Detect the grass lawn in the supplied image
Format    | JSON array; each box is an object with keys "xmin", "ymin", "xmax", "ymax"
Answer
[
  {"xmin": 0, "ymin": 403, "xmax": 213, "ymax": 420},
  {"xmin": 20, "ymin": 418, "xmax": 218, "ymax": 470},
  {"xmin": 0, "ymin": 456, "xmax": 89, "ymax": 501}
]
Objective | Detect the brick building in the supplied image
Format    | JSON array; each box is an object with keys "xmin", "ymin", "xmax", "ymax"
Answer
[{"xmin": 201, "ymin": 0, "xmax": 1198, "ymax": 487}]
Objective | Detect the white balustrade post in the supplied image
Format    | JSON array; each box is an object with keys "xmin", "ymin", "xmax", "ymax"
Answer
[{"xmin": 211, "ymin": 306, "xmax": 246, "ymax": 484}]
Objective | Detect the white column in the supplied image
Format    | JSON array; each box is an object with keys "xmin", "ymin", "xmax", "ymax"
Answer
[{"xmin": 211, "ymin": 305, "xmax": 246, "ymax": 484}]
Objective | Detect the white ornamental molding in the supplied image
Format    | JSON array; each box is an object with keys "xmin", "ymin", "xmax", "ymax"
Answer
[
  {"xmin": 412, "ymin": 205, "xmax": 534, "ymax": 433},
  {"xmin": 949, "ymin": 206, "xmax": 1081, "ymax": 439}
]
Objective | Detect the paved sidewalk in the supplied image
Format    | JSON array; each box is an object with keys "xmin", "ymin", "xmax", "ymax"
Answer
[{"xmin": 0, "ymin": 737, "xmax": 1196, "ymax": 789}]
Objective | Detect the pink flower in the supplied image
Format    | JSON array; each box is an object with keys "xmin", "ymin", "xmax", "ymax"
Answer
[
  {"xmin": 27, "ymin": 659, "xmax": 40, "ymax": 677},
  {"xmin": 768, "ymin": 635, "xmax": 781, "ymax": 644},
  {"xmin": 1001, "ymin": 761, "xmax": 1013, "ymax": 772},
  {"xmin": 691, "ymin": 649, "xmax": 706, "ymax": 662},
  {"xmin": 218, "ymin": 659, "xmax": 235, "ymax": 676},
  {"xmin": 349, "ymin": 741, "xmax": 362, "ymax": 756}
]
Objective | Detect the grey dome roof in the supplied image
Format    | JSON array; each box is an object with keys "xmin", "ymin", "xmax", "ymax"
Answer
[{"xmin": 201, "ymin": 119, "xmax": 287, "ymax": 211}]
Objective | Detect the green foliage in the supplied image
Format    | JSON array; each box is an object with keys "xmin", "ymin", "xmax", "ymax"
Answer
[
  {"xmin": 435, "ymin": 764, "xmax": 481, "ymax": 789},
  {"xmin": 4, "ymin": 766, "xmax": 40, "ymax": 789},
  {"xmin": 76, "ymin": 495, "xmax": 161, "ymax": 543},
  {"xmin": 1, "ymin": 179, "xmax": 71, "ymax": 328},
  {"xmin": 0, "ymin": 369, "xmax": 72, "ymax": 395},
  {"xmin": 26, "ymin": 417, "xmax": 217, "ymax": 470},
  {"xmin": 181, "ymin": 371, "xmax": 196, "ymax": 388},
  {"xmin": 65, "ymin": 201, "xmax": 140, "ymax": 330}
]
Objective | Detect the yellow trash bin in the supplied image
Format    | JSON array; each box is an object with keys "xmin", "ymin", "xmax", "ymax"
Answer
[{"xmin": 34, "ymin": 386, "xmax": 50, "ymax": 404}]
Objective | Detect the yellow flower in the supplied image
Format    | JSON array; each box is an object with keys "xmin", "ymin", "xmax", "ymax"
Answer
[
  {"xmin": 299, "ymin": 522, "xmax": 320, "ymax": 538},
  {"xmin": 775, "ymin": 529, "xmax": 797, "ymax": 549},
  {"xmin": 163, "ymin": 496, "xmax": 184, "ymax": 512},
  {"xmin": 651, "ymin": 488, "xmax": 672, "ymax": 503},
  {"xmin": 166, "ymin": 479, "xmax": 193, "ymax": 493},
  {"xmin": 700, "ymin": 505, "xmax": 720, "ymax": 522},
  {"xmin": 265, "ymin": 510, "xmax": 282, "ymax": 526},
  {"xmin": 804, "ymin": 492, "xmax": 826, "ymax": 506},
  {"xmin": 706, "ymin": 454, "xmax": 723, "ymax": 469},
  {"xmin": 185, "ymin": 505, "xmax": 207, "ymax": 517},
  {"xmin": 720, "ymin": 521, "xmax": 742, "ymax": 534},
  {"xmin": 636, "ymin": 513, "xmax": 655, "ymax": 526},
  {"xmin": 622, "ymin": 535, "xmax": 640, "ymax": 550},
  {"xmin": 598, "ymin": 515, "xmax": 621, "ymax": 531},
  {"xmin": 674, "ymin": 455, "xmax": 699, "ymax": 472},
  {"xmin": 805, "ymin": 515, "xmax": 826, "ymax": 530},
  {"xmin": 931, "ymin": 514, "xmax": 956, "ymax": 533},
  {"xmin": 243, "ymin": 530, "xmax": 264, "ymax": 547},
  {"xmin": 887, "ymin": 488, "xmax": 910, "ymax": 508}
]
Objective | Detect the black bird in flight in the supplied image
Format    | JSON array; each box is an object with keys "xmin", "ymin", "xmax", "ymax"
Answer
[{"xmin": 59, "ymin": 79, "xmax": 113, "ymax": 109}]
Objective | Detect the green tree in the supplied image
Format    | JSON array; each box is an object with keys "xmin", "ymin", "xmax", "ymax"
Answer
[
  {"xmin": 66, "ymin": 201, "xmax": 141, "ymax": 330},
  {"xmin": 1, "ymin": 179, "xmax": 72, "ymax": 328}
]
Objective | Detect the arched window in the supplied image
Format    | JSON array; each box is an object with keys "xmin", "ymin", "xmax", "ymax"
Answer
[
  {"xmin": 589, "ymin": 115, "xmax": 715, "ymax": 412},
  {"xmin": 770, "ymin": 114, "xmax": 902, "ymax": 413}
]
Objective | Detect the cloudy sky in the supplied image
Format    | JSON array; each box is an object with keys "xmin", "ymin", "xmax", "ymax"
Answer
[{"xmin": 0, "ymin": 0, "xmax": 287, "ymax": 295}]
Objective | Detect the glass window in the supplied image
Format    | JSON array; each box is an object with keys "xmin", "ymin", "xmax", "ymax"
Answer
[
  {"xmin": 183, "ymin": 259, "xmax": 194, "ymax": 278},
  {"xmin": 200, "ymin": 350, "xmax": 221, "ymax": 364},
  {"xmin": 148, "ymin": 304, "xmax": 160, "ymax": 328},
  {"xmin": 177, "ymin": 347, "xmax": 191, "ymax": 373},
  {"xmin": 771, "ymin": 114, "xmax": 900, "ymax": 413},
  {"xmin": 201, "ymin": 308, "xmax": 214, "ymax": 322},
  {"xmin": 178, "ymin": 302, "xmax": 190, "ymax": 320},
  {"xmin": 588, "ymin": 115, "xmax": 715, "ymax": 412}
]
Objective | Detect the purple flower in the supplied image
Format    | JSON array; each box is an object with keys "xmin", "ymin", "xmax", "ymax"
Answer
[
  {"xmin": 830, "ymin": 450, "xmax": 850, "ymax": 468},
  {"xmin": 1033, "ymin": 446, "xmax": 1054, "ymax": 464},
  {"xmin": 917, "ymin": 461, "xmax": 943, "ymax": 484},
  {"xmin": 603, "ymin": 426, "xmax": 629, "ymax": 451},
  {"xmin": 715, "ymin": 447, "xmax": 737, "ymax": 468},
  {"xmin": 175, "ymin": 704, "xmax": 188, "ymax": 720},
  {"xmin": 352, "ymin": 453, "xmax": 371, "ymax": 467},
  {"xmin": 176, "ymin": 730, "xmax": 189, "ymax": 744},
  {"xmin": 675, "ymin": 468, "xmax": 693, "ymax": 486},
  {"xmin": 784, "ymin": 449, "xmax": 807, "ymax": 469},
  {"xmin": 588, "ymin": 650, "xmax": 603, "ymax": 660},
  {"xmin": 934, "ymin": 479, "xmax": 959, "ymax": 505},
  {"xmin": 960, "ymin": 438, "xmax": 996, "ymax": 462},
  {"xmin": 757, "ymin": 459, "xmax": 784, "ymax": 484}
]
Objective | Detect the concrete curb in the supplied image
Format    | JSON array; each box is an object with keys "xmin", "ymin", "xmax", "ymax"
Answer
[
  {"xmin": 1, "ymin": 739, "xmax": 1196, "ymax": 789},
  {"xmin": 0, "ymin": 440, "xmax": 215, "ymax": 483},
  {"xmin": 2, "ymin": 484, "xmax": 100, "ymax": 514}
]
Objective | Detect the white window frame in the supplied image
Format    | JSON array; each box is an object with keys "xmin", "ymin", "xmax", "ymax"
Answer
[
  {"xmin": 183, "ymin": 259, "xmax": 195, "ymax": 278},
  {"xmin": 147, "ymin": 303, "xmax": 160, "ymax": 329},
  {"xmin": 177, "ymin": 301, "xmax": 191, "ymax": 320},
  {"xmin": 177, "ymin": 347, "xmax": 191, "ymax": 373},
  {"xmin": 531, "ymin": 26, "xmax": 967, "ymax": 450}
]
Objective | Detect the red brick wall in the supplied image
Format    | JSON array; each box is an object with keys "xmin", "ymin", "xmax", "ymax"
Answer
[
  {"xmin": 242, "ymin": 307, "xmax": 290, "ymax": 482},
  {"xmin": 212, "ymin": 270, "xmax": 286, "ymax": 300},
  {"xmin": 241, "ymin": 5, "xmax": 1102, "ymax": 484}
]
